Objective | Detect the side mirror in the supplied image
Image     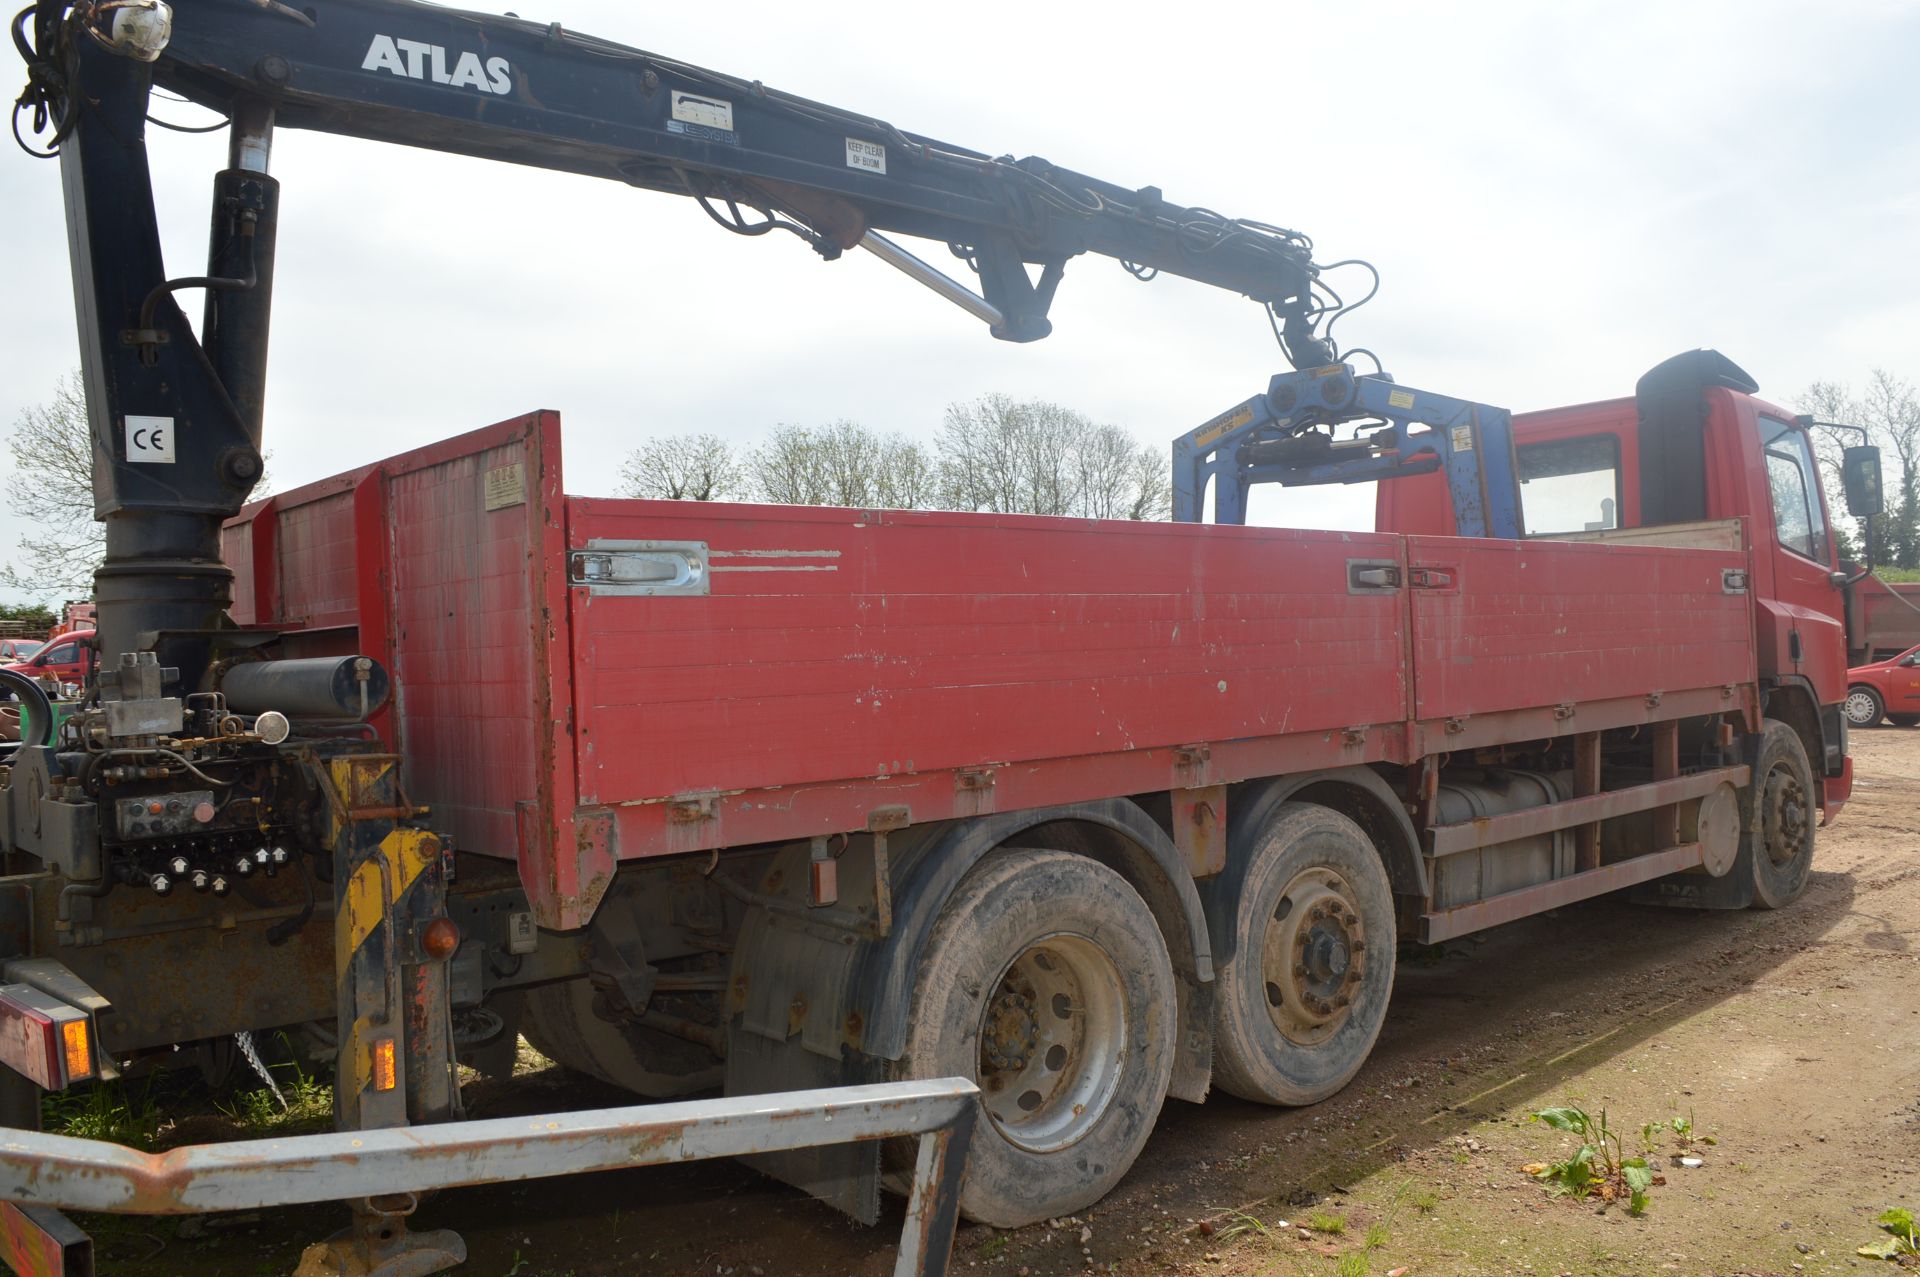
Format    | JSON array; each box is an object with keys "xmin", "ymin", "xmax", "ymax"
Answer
[{"xmin": 1842, "ymin": 445, "xmax": 1884, "ymax": 518}]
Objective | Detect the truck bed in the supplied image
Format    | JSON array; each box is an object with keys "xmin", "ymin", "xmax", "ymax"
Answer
[{"xmin": 224, "ymin": 414, "xmax": 1758, "ymax": 928}]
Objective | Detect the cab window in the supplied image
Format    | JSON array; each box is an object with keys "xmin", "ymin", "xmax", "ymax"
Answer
[
  {"xmin": 39, "ymin": 644, "xmax": 76, "ymax": 665},
  {"xmin": 1517, "ymin": 435, "xmax": 1621, "ymax": 535},
  {"xmin": 1759, "ymin": 417, "xmax": 1827, "ymax": 562}
]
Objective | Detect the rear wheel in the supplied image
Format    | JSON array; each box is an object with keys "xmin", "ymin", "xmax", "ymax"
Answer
[
  {"xmin": 891, "ymin": 848, "xmax": 1176, "ymax": 1227},
  {"xmin": 1210, "ymin": 803, "xmax": 1396, "ymax": 1106},
  {"xmin": 1844, "ymin": 686, "xmax": 1885, "ymax": 728},
  {"xmin": 1746, "ymin": 720, "xmax": 1816, "ymax": 910}
]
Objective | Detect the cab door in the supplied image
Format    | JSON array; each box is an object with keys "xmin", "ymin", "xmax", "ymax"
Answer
[{"xmin": 1750, "ymin": 413, "xmax": 1847, "ymax": 708}]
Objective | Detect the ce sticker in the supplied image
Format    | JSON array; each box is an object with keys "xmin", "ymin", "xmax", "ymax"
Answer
[{"xmin": 125, "ymin": 415, "xmax": 176, "ymax": 463}]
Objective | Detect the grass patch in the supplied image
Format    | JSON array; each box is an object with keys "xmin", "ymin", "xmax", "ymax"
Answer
[
  {"xmin": 1364, "ymin": 1222, "xmax": 1389, "ymax": 1249},
  {"xmin": 1336, "ymin": 1253, "xmax": 1369, "ymax": 1277},
  {"xmin": 1305, "ymin": 1210, "xmax": 1346, "ymax": 1235},
  {"xmin": 219, "ymin": 1069, "xmax": 332, "ymax": 1136},
  {"xmin": 1411, "ymin": 1187, "xmax": 1439, "ymax": 1213},
  {"xmin": 41, "ymin": 1078, "xmax": 161, "ymax": 1150}
]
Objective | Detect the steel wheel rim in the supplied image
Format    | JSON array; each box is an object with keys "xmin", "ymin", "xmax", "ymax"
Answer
[
  {"xmin": 1762, "ymin": 763, "xmax": 1810, "ymax": 867},
  {"xmin": 1259, "ymin": 866, "xmax": 1366, "ymax": 1047},
  {"xmin": 975, "ymin": 934, "xmax": 1126, "ymax": 1153},
  {"xmin": 1845, "ymin": 690, "xmax": 1878, "ymax": 726}
]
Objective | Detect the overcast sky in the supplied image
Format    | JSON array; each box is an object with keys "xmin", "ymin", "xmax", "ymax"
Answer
[{"xmin": 3, "ymin": 0, "xmax": 1916, "ymax": 606}]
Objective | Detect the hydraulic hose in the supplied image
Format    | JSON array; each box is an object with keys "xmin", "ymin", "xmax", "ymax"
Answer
[{"xmin": 0, "ymin": 668, "xmax": 55, "ymax": 749}]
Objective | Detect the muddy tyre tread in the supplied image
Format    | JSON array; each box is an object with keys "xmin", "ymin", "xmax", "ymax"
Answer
[
  {"xmin": 1747, "ymin": 719, "xmax": 1817, "ymax": 911},
  {"xmin": 1210, "ymin": 802, "xmax": 1396, "ymax": 1107},
  {"xmin": 891, "ymin": 847, "xmax": 1176, "ymax": 1228}
]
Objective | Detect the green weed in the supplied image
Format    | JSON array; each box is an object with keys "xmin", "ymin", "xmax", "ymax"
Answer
[
  {"xmin": 1411, "ymin": 1188, "xmax": 1439, "ymax": 1213},
  {"xmin": 1527, "ymin": 1105, "xmax": 1655, "ymax": 1215},
  {"xmin": 1859, "ymin": 1207, "xmax": 1920, "ymax": 1260},
  {"xmin": 1209, "ymin": 1208, "xmax": 1277, "ymax": 1245},
  {"xmin": 219, "ymin": 1041, "xmax": 332, "ymax": 1136},
  {"xmin": 1305, "ymin": 1210, "xmax": 1346, "ymax": 1235},
  {"xmin": 1335, "ymin": 1253, "xmax": 1369, "ymax": 1277},
  {"xmin": 41, "ymin": 1078, "xmax": 160, "ymax": 1149},
  {"xmin": 1363, "ymin": 1222, "xmax": 1389, "ymax": 1250}
]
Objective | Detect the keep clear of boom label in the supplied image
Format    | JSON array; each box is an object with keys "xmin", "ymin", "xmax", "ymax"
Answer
[
  {"xmin": 667, "ymin": 90, "xmax": 737, "ymax": 144},
  {"xmin": 1387, "ymin": 388, "xmax": 1416, "ymax": 411},
  {"xmin": 845, "ymin": 137, "xmax": 886, "ymax": 174},
  {"xmin": 485, "ymin": 462, "xmax": 526, "ymax": 511},
  {"xmin": 125, "ymin": 415, "xmax": 175, "ymax": 463}
]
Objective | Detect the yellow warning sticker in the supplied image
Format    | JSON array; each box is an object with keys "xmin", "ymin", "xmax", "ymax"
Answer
[
  {"xmin": 1387, "ymin": 389, "xmax": 1416, "ymax": 411},
  {"xmin": 1194, "ymin": 404, "xmax": 1255, "ymax": 449}
]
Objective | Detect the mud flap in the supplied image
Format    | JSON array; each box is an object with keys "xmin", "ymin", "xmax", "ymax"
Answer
[
  {"xmin": 725, "ymin": 1028, "xmax": 881, "ymax": 1224},
  {"xmin": 1629, "ymin": 842, "xmax": 1756, "ymax": 910}
]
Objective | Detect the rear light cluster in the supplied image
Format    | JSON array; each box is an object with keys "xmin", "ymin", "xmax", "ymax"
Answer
[{"xmin": 0, "ymin": 985, "xmax": 94, "ymax": 1090}]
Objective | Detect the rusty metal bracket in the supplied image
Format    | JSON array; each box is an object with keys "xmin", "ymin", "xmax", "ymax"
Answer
[
  {"xmin": 668, "ymin": 794, "xmax": 718, "ymax": 824},
  {"xmin": 1171, "ymin": 784, "xmax": 1227, "ymax": 878}
]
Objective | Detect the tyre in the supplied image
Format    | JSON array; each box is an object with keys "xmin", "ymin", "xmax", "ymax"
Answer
[
  {"xmin": 891, "ymin": 848, "xmax": 1176, "ymax": 1227},
  {"xmin": 1844, "ymin": 686, "xmax": 1885, "ymax": 728},
  {"xmin": 1210, "ymin": 803, "xmax": 1396, "ymax": 1106},
  {"xmin": 1890, "ymin": 714, "xmax": 1920, "ymax": 728},
  {"xmin": 521, "ymin": 978, "xmax": 723, "ymax": 1098},
  {"xmin": 1746, "ymin": 720, "xmax": 1817, "ymax": 910}
]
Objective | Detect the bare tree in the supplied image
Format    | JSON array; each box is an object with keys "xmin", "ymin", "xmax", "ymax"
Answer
[
  {"xmin": 617, "ymin": 432, "xmax": 743, "ymax": 501},
  {"xmin": 935, "ymin": 394, "xmax": 1168, "ymax": 519},
  {"xmin": 1862, "ymin": 370, "xmax": 1920, "ymax": 568},
  {"xmin": 2, "ymin": 371, "xmax": 97, "ymax": 595},
  {"xmin": 3, "ymin": 372, "xmax": 273, "ymax": 599},
  {"xmin": 749, "ymin": 421, "xmax": 937, "ymax": 509},
  {"xmin": 874, "ymin": 434, "xmax": 939, "ymax": 510},
  {"xmin": 1799, "ymin": 371, "xmax": 1920, "ymax": 567},
  {"xmin": 1126, "ymin": 442, "xmax": 1173, "ymax": 521},
  {"xmin": 1798, "ymin": 379, "xmax": 1866, "ymax": 561},
  {"xmin": 752, "ymin": 425, "xmax": 832, "ymax": 505}
]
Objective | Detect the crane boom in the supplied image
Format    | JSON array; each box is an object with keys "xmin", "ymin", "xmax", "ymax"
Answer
[{"xmin": 13, "ymin": 0, "xmax": 1366, "ymax": 673}]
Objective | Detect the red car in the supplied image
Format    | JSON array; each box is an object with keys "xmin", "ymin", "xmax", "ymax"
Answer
[
  {"xmin": 0, "ymin": 629, "xmax": 94, "ymax": 688},
  {"xmin": 1844, "ymin": 643, "xmax": 1920, "ymax": 728}
]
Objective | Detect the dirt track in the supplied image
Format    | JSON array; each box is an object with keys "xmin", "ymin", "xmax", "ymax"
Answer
[{"xmin": 98, "ymin": 729, "xmax": 1920, "ymax": 1276}]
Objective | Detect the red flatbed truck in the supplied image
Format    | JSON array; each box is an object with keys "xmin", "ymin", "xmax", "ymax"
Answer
[
  {"xmin": 209, "ymin": 346, "xmax": 1859, "ymax": 1227},
  {"xmin": 2, "ymin": 3, "xmax": 1885, "ymax": 1266}
]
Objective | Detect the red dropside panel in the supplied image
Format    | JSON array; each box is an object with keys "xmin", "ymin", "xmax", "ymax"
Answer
[
  {"xmin": 1404, "ymin": 533, "xmax": 1756, "ymax": 743},
  {"xmin": 564, "ymin": 499, "xmax": 1410, "ymax": 860},
  {"xmin": 225, "ymin": 415, "xmax": 585, "ymax": 925}
]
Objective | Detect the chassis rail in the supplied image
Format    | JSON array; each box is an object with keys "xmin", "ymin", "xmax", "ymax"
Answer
[{"xmin": 0, "ymin": 1078, "xmax": 978, "ymax": 1277}]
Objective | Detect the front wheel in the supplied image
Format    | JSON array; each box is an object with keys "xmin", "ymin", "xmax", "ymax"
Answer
[
  {"xmin": 1844, "ymin": 685, "xmax": 1885, "ymax": 728},
  {"xmin": 1210, "ymin": 803, "xmax": 1396, "ymax": 1106},
  {"xmin": 891, "ymin": 848, "xmax": 1176, "ymax": 1227},
  {"xmin": 1747, "ymin": 720, "xmax": 1817, "ymax": 910}
]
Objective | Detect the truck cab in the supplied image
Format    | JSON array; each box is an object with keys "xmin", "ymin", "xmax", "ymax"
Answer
[{"xmin": 1376, "ymin": 350, "xmax": 1853, "ymax": 811}]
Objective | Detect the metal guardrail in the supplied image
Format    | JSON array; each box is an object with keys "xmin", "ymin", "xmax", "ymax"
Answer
[{"xmin": 0, "ymin": 1077, "xmax": 978, "ymax": 1277}]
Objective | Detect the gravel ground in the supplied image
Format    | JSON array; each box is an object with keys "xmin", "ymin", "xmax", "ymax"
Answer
[{"xmin": 80, "ymin": 726, "xmax": 1920, "ymax": 1277}]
